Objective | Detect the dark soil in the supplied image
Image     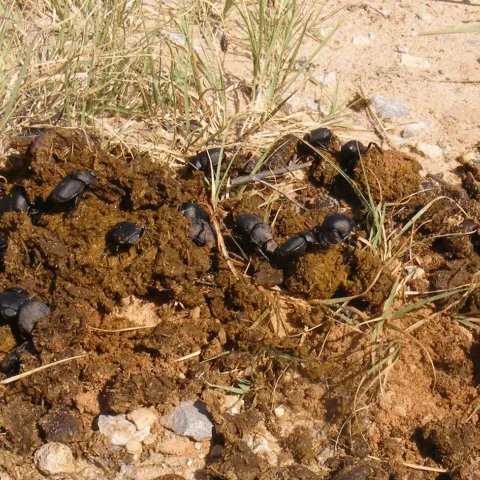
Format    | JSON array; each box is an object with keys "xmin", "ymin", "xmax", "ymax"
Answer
[{"xmin": 0, "ymin": 129, "xmax": 479, "ymax": 479}]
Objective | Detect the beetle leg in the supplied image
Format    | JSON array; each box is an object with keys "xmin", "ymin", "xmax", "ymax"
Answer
[{"xmin": 342, "ymin": 237, "xmax": 357, "ymax": 265}]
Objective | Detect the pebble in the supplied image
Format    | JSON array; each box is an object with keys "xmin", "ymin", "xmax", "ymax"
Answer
[
  {"xmin": 34, "ymin": 442, "xmax": 75, "ymax": 475},
  {"xmin": 315, "ymin": 71, "xmax": 336, "ymax": 86},
  {"xmin": 164, "ymin": 400, "xmax": 214, "ymax": 441},
  {"xmin": 274, "ymin": 405, "xmax": 285, "ymax": 418},
  {"xmin": 38, "ymin": 407, "xmax": 83, "ymax": 444},
  {"xmin": 371, "ymin": 94, "xmax": 409, "ymax": 120},
  {"xmin": 17, "ymin": 299, "xmax": 50, "ymax": 334},
  {"xmin": 251, "ymin": 436, "xmax": 269, "ymax": 453},
  {"xmin": 352, "ymin": 35, "xmax": 371, "ymax": 46},
  {"xmin": 127, "ymin": 408, "xmax": 158, "ymax": 431},
  {"xmin": 400, "ymin": 120, "xmax": 430, "ymax": 139},
  {"xmin": 224, "ymin": 394, "xmax": 243, "ymax": 415},
  {"xmin": 418, "ymin": 13, "xmax": 432, "ymax": 23},
  {"xmin": 415, "ymin": 142, "xmax": 443, "ymax": 160},
  {"xmin": 125, "ymin": 439, "xmax": 143, "ymax": 455},
  {"xmin": 97, "ymin": 415, "xmax": 137, "ymax": 446},
  {"xmin": 400, "ymin": 53, "xmax": 430, "ymax": 69}
]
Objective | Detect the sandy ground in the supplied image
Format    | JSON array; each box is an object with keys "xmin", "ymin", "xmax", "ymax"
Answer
[{"xmin": 280, "ymin": 0, "xmax": 479, "ymax": 179}]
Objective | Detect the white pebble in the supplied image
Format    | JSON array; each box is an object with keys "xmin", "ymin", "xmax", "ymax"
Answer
[
  {"xmin": 34, "ymin": 443, "xmax": 75, "ymax": 476},
  {"xmin": 418, "ymin": 13, "xmax": 432, "ymax": 23},
  {"xmin": 125, "ymin": 439, "xmax": 143, "ymax": 455},
  {"xmin": 415, "ymin": 142, "xmax": 443, "ymax": 160},
  {"xmin": 127, "ymin": 408, "xmax": 158, "ymax": 431},
  {"xmin": 97, "ymin": 415, "xmax": 137, "ymax": 446},
  {"xmin": 396, "ymin": 45, "xmax": 409, "ymax": 54},
  {"xmin": 352, "ymin": 35, "xmax": 371, "ymax": 46},
  {"xmin": 274, "ymin": 405, "xmax": 285, "ymax": 418},
  {"xmin": 224, "ymin": 394, "xmax": 244, "ymax": 415},
  {"xmin": 400, "ymin": 53, "xmax": 430, "ymax": 69},
  {"xmin": 251, "ymin": 437, "xmax": 269, "ymax": 453},
  {"xmin": 368, "ymin": 33, "xmax": 376, "ymax": 40}
]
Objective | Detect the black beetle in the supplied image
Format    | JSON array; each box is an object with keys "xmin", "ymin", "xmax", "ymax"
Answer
[
  {"xmin": 190, "ymin": 218, "xmax": 216, "ymax": 246},
  {"xmin": 0, "ymin": 187, "xmax": 37, "ymax": 216},
  {"xmin": 179, "ymin": 203, "xmax": 216, "ymax": 246},
  {"xmin": 107, "ymin": 222, "xmax": 146, "ymax": 248},
  {"xmin": 0, "ymin": 287, "xmax": 29, "ymax": 323},
  {"xmin": 179, "ymin": 202, "xmax": 210, "ymax": 222},
  {"xmin": 50, "ymin": 170, "xmax": 96, "ymax": 210},
  {"xmin": 17, "ymin": 299, "xmax": 51, "ymax": 335},
  {"xmin": 339, "ymin": 140, "xmax": 367, "ymax": 170},
  {"xmin": 273, "ymin": 231, "xmax": 317, "ymax": 259},
  {"xmin": 298, "ymin": 127, "xmax": 334, "ymax": 156},
  {"xmin": 315, "ymin": 213, "xmax": 355, "ymax": 249},
  {"xmin": 188, "ymin": 148, "xmax": 225, "ymax": 173},
  {"xmin": 0, "ymin": 342, "xmax": 33, "ymax": 375},
  {"xmin": 0, "ymin": 237, "xmax": 8, "ymax": 265},
  {"xmin": 235, "ymin": 214, "xmax": 277, "ymax": 255}
]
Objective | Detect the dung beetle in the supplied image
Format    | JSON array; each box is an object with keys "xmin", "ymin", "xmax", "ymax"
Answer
[
  {"xmin": 0, "ymin": 237, "xmax": 7, "ymax": 266},
  {"xmin": 0, "ymin": 287, "xmax": 29, "ymax": 323},
  {"xmin": 235, "ymin": 214, "xmax": 277, "ymax": 255},
  {"xmin": 339, "ymin": 140, "xmax": 367, "ymax": 170},
  {"xmin": 107, "ymin": 222, "xmax": 147, "ymax": 248},
  {"xmin": 315, "ymin": 213, "xmax": 355, "ymax": 248},
  {"xmin": 0, "ymin": 342, "xmax": 33, "ymax": 376},
  {"xmin": 17, "ymin": 299, "xmax": 51, "ymax": 335},
  {"xmin": 188, "ymin": 148, "xmax": 225, "ymax": 173},
  {"xmin": 273, "ymin": 231, "xmax": 317, "ymax": 260},
  {"xmin": 298, "ymin": 127, "xmax": 334, "ymax": 156},
  {"xmin": 0, "ymin": 187, "xmax": 38, "ymax": 217},
  {"xmin": 179, "ymin": 202, "xmax": 210, "ymax": 222},
  {"xmin": 190, "ymin": 218, "xmax": 216, "ymax": 246},
  {"xmin": 50, "ymin": 169, "xmax": 96, "ymax": 210},
  {"xmin": 179, "ymin": 202, "xmax": 216, "ymax": 246}
]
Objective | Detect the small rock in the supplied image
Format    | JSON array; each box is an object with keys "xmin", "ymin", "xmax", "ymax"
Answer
[
  {"xmin": 17, "ymin": 300, "xmax": 50, "ymax": 334},
  {"xmin": 418, "ymin": 13, "xmax": 432, "ymax": 23},
  {"xmin": 415, "ymin": 142, "xmax": 443, "ymax": 160},
  {"xmin": 97, "ymin": 415, "xmax": 136, "ymax": 446},
  {"xmin": 400, "ymin": 120, "xmax": 430, "ymax": 139},
  {"xmin": 251, "ymin": 437, "xmax": 269, "ymax": 453},
  {"xmin": 352, "ymin": 35, "xmax": 371, "ymax": 46},
  {"xmin": 125, "ymin": 439, "xmax": 143, "ymax": 455},
  {"xmin": 210, "ymin": 444, "xmax": 224, "ymax": 458},
  {"xmin": 127, "ymin": 408, "xmax": 158, "ymax": 431},
  {"xmin": 371, "ymin": 94, "xmax": 409, "ymax": 120},
  {"xmin": 315, "ymin": 71, "xmax": 336, "ymax": 86},
  {"xmin": 224, "ymin": 395, "xmax": 243, "ymax": 415},
  {"xmin": 34, "ymin": 442, "xmax": 75, "ymax": 475},
  {"xmin": 164, "ymin": 401, "xmax": 214, "ymax": 441},
  {"xmin": 274, "ymin": 405, "xmax": 285, "ymax": 418},
  {"xmin": 38, "ymin": 407, "xmax": 83, "ymax": 444},
  {"xmin": 368, "ymin": 33, "xmax": 375, "ymax": 40},
  {"xmin": 400, "ymin": 53, "xmax": 430, "ymax": 69},
  {"xmin": 468, "ymin": 40, "xmax": 480, "ymax": 46}
]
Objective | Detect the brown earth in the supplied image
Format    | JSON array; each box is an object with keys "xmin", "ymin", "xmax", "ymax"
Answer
[{"xmin": 0, "ymin": 128, "xmax": 478, "ymax": 479}]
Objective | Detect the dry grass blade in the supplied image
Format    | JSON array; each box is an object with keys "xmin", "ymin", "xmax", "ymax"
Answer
[{"xmin": 0, "ymin": 354, "xmax": 89, "ymax": 385}]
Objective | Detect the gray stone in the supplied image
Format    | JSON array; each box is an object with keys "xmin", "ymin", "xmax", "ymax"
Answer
[
  {"xmin": 18, "ymin": 300, "xmax": 50, "ymax": 334},
  {"xmin": 34, "ymin": 442, "xmax": 75, "ymax": 475},
  {"xmin": 165, "ymin": 401, "xmax": 214, "ymax": 441},
  {"xmin": 371, "ymin": 94, "xmax": 410, "ymax": 120},
  {"xmin": 97, "ymin": 415, "xmax": 136, "ymax": 446}
]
